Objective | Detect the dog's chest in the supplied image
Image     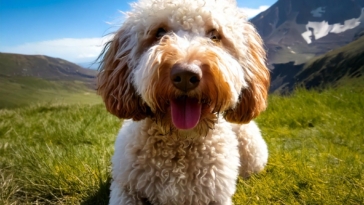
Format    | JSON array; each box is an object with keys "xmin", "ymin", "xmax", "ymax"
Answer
[
  {"xmin": 126, "ymin": 127, "xmax": 238, "ymax": 204},
  {"xmin": 135, "ymin": 135, "xmax": 218, "ymax": 184}
]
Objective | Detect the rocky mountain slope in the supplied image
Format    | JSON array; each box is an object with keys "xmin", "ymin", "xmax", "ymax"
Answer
[
  {"xmin": 270, "ymin": 35, "xmax": 364, "ymax": 93},
  {"xmin": 251, "ymin": 0, "xmax": 364, "ymax": 66}
]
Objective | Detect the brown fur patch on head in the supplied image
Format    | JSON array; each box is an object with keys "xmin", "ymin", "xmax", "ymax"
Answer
[
  {"xmin": 224, "ymin": 22, "xmax": 270, "ymax": 124},
  {"xmin": 135, "ymin": 25, "xmax": 170, "ymax": 57},
  {"xmin": 97, "ymin": 28, "xmax": 151, "ymax": 120}
]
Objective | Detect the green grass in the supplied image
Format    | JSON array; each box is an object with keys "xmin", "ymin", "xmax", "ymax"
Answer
[
  {"xmin": 0, "ymin": 76, "xmax": 101, "ymax": 109},
  {"xmin": 233, "ymin": 85, "xmax": 364, "ymax": 204},
  {"xmin": 0, "ymin": 104, "xmax": 120, "ymax": 204},
  {"xmin": 1, "ymin": 85, "xmax": 363, "ymax": 204}
]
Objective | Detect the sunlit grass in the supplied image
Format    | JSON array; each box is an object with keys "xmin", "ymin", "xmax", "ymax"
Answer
[
  {"xmin": 234, "ymin": 86, "xmax": 364, "ymax": 204},
  {"xmin": 0, "ymin": 104, "xmax": 120, "ymax": 204},
  {"xmin": 0, "ymin": 76, "xmax": 100, "ymax": 109},
  {"xmin": 0, "ymin": 85, "xmax": 363, "ymax": 204}
]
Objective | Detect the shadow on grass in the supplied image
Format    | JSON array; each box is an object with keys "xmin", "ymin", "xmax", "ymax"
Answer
[{"xmin": 81, "ymin": 177, "xmax": 111, "ymax": 205}]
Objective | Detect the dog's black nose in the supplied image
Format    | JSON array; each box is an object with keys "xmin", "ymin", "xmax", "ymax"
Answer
[{"xmin": 170, "ymin": 63, "xmax": 202, "ymax": 92}]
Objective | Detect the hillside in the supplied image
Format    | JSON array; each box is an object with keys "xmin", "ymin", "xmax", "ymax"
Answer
[
  {"xmin": 251, "ymin": 0, "xmax": 364, "ymax": 66},
  {"xmin": 0, "ymin": 53, "xmax": 97, "ymax": 84},
  {"xmin": 0, "ymin": 53, "xmax": 100, "ymax": 108},
  {"xmin": 270, "ymin": 35, "xmax": 364, "ymax": 93}
]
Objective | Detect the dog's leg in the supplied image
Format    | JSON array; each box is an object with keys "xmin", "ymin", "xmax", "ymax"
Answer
[
  {"xmin": 233, "ymin": 121, "xmax": 268, "ymax": 178},
  {"xmin": 109, "ymin": 181, "xmax": 133, "ymax": 205},
  {"xmin": 109, "ymin": 181, "xmax": 148, "ymax": 205},
  {"xmin": 209, "ymin": 197, "xmax": 232, "ymax": 205}
]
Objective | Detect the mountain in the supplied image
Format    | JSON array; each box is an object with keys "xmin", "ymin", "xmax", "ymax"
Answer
[
  {"xmin": 0, "ymin": 53, "xmax": 97, "ymax": 83},
  {"xmin": 270, "ymin": 35, "xmax": 364, "ymax": 93},
  {"xmin": 0, "ymin": 53, "xmax": 100, "ymax": 108},
  {"xmin": 251, "ymin": 0, "xmax": 364, "ymax": 66},
  {"xmin": 77, "ymin": 62, "xmax": 100, "ymax": 70}
]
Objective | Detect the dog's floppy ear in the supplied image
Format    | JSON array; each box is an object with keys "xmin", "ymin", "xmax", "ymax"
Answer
[
  {"xmin": 224, "ymin": 22, "xmax": 270, "ymax": 124},
  {"xmin": 97, "ymin": 28, "xmax": 150, "ymax": 120}
]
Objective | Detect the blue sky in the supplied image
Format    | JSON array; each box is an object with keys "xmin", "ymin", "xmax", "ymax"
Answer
[{"xmin": 0, "ymin": 0, "xmax": 276, "ymax": 64}]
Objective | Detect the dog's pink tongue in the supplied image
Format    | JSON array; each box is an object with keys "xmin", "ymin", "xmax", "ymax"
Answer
[{"xmin": 170, "ymin": 97, "xmax": 201, "ymax": 130}]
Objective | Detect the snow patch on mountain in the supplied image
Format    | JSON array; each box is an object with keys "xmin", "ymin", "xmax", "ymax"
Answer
[
  {"xmin": 311, "ymin": 7, "xmax": 326, "ymax": 18},
  {"xmin": 302, "ymin": 8, "xmax": 364, "ymax": 44}
]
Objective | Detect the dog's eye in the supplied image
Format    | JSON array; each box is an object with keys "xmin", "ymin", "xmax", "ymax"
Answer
[
  {"xmin": 156, "ymin": 28, "xmax": 167, "ymax": 39},
  {"xmin": 208, "ymin": 29, "xmax": 221, "ymax": 42}
]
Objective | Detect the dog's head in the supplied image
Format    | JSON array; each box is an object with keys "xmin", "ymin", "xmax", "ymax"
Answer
[{"xmin": 97, "ymin": 0, "xmax": 270, "ymax": 130}]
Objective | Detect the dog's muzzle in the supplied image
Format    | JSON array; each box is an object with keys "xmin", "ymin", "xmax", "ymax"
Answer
[
  {"xmin": 169, "ymin": 63, "xmax": 203, "ymax": 130},
  {"xmin": 170, "ymin": 63, "xmax": 202, "ymax": 92}
]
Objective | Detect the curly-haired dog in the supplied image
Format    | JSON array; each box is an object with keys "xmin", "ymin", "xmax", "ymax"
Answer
[{"xmin": 97, "ymin": 0, "xmax": 270, "ymax": 204}]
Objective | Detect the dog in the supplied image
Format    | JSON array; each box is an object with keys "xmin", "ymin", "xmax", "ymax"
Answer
[{"xmin": 97, "ymin": 0, "xmax": 270, "ymax": 204}]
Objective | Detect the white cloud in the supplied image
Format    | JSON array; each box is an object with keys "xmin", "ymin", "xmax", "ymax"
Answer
[
  {"xmin": 0, "ymin": 35, "xmax": 114, "ymax": 63},
  {"xmin": 240, "ymin": 5, "xmax": 270, "ymax": 18}
]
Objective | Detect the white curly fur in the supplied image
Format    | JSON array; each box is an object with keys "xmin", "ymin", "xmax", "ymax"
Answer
[{"xmin": 97, "ymin": 0, "xmax": 270, "ymax": 204}]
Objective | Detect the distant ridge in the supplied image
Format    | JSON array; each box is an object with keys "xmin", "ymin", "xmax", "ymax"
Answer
[
  {"xmin": 0, "ymin": 53, "xmax": 100, "ymax": 108},
  {"xmin": 77, "ymin": 62, "xmax": 100, "ymax": 70},
  {"xmin": 270, "ymin": 35, "xmax": 364, "ymax": 93},
  {"xmin": 0, "ymin": 52, "xmax": 98, "ymax": 82},
  {"xmin": 250, "ymin": 0, "xmax": 364, "ymax": 66}
]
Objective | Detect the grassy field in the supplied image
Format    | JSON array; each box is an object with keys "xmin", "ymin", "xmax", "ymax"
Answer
[
  {"xmin": 0, "ymin": 85, "xmax": 363, "ymax": 204},
  {"xmin": 0, "ymin": 76, "xmax": 101, "ymax": 109}
]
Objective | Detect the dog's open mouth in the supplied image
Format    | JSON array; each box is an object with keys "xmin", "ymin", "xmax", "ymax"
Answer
[{"xmin": 170, "ymin": 96, "xmax": 202, "ymax": 130}]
